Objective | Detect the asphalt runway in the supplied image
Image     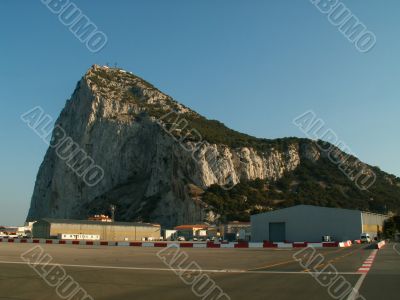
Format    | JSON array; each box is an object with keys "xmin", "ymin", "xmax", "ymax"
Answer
[{"xmin": 0, "ymin": 243, "xmax": 398, "ymax": 300}]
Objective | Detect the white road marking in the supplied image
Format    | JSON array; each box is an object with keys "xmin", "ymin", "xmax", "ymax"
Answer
[
  {"xmin": 393, "ymin": 244, "xmax": 400, "ymax": 255},
  {"xmin": 0, "ymin": 260, "xmax": 360, "ymax": 275},
  {"xmin": 346, "ymin": 273, "xmax": 366, "ymax": 300},
  {"xmin": 350, "ymin": 249, "xmax": 379, "ymax": 299}
]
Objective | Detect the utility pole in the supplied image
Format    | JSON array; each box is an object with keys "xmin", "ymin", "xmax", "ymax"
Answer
[{"xmin": 110, "ymin": 205, "xmax": 116, "ymax": 222}]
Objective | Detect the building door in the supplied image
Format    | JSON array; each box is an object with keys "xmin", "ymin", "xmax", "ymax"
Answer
[{"xmin": 269, "ymin": 222, "xmax": 286, "ymax": 242}]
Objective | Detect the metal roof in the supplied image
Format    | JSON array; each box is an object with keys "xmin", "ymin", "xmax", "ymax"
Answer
[
  {"xmin": 174, "ymin": 224, "xmax": 208, "ymax": 230},
  {"xmin": 252, "ymin": 204, "xmax": 389, "ymax": 217},
  {"xmin": 39, "ymin": 218, "xmax": 160, "ymax": 228}
]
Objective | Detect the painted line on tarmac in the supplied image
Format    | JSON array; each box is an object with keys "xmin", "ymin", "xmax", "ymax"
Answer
[
  {"xmin": 392, "ymin": 243, "xmax": 400, "ymax": 255},
  {"xmin": 251, "ymin": 247, "xmax": 347, "ymax": 272},
  {"xmin": 347, "ymin": 249, "xmax": 379, "ymax": 299},
  {"xmin": 357, "ymin": 250, "xmax": 377, "ymax": 273},
  {"xmin": 346, "ymin": 273, "xmax": 366, "ymax": 300},
  {"xmin": 0, "ymin": 260, "xmax": 360, "ymax": 275},
  {"xmin": 248, "ymin": 259, "xmax": 296, "ymax": 271},
  {"xmin": 304, "ymin": 247, "xmax": 363, "ymax": 272}
]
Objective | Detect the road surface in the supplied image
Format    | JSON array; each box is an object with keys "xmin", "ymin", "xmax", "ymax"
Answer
[{"xmin": 0, "ymin": 243, "xmax": 398, "ymax": 300}]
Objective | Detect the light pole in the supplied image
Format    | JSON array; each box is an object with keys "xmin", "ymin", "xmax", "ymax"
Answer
[{"xmin": 110, "ymin": 205, "xmax": 116, "ymax": 222}]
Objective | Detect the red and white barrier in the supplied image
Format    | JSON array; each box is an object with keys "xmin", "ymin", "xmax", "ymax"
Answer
[
  {"xmin": 375, "ymin": 240, "xmax": 386, "ymax": 249},
  {"xmin": 0, "ymin": 238, "xmax": 353, "ymax": 249},
  {"xmin": 249, "ymin": 242, "xmax": 264, "ymax": 248},
  {"xmin": 339, "ymin": 240, "xmax": 352, "ymax": 248}
]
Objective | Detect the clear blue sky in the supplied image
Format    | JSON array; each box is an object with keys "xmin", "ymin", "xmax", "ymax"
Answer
[{"xmin": 1, "ymin": 0, "xmax": 399, "ymax": 225}]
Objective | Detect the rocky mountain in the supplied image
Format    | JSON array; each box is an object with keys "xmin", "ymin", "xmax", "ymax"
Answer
[{"xmin": 27, "ymin": 65, "xmax": 400, "ymax": 227}]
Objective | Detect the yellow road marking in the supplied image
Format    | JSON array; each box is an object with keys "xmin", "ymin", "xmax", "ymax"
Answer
[
  {"xmin": 249, "ymin": 247, "xmax": 347, "ymax": 271},
  {"xmin": 303, "ymin": 247, "xmax": 365, "ymax": 272},
  {"xmin": 249, "ymin": 259, "xmax": 297, "ymax": 271}
]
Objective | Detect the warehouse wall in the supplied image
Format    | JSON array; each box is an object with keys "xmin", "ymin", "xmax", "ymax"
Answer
[
  {"xmin": 33, "ymin": 221, "xmax": 161, "ymax": 241},
  {"xmin": 251, "ymin": 205, "xmax": 363, "ymax": 242},
  {"xmin": 48, "ymin": 223, "xmax": 160, "ymax": 241},
  {"xmin": 361, "ymin": 212, "xmax": 388, "ymax": 239}
]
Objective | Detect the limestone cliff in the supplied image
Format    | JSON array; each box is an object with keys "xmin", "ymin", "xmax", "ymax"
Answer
[{"xmin": 27, "ymin": 65, "xmax": 399, "ymax": 226}]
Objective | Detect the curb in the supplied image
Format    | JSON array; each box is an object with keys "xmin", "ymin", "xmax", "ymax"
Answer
[
  {"xmin": 0, "ymin": 238, "xmax": 353, "ymax": 249},
  {"xmin": 357, "ymin": 249, "xmax": 378, "ymax": 273}
]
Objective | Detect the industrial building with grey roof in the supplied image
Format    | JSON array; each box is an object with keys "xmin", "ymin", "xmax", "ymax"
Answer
[
  {"xmin": 251, "ymin": 205, "xmax": 388, "ymax": 242},
  {"xmin": 32, "ymin": 218, "xmax": 161, "ymax": 241}
]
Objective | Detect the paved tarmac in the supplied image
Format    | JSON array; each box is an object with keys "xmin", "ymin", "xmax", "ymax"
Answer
[{"xmin": 0, "ymin": 242, "xmax": 398, "ymax": 300}]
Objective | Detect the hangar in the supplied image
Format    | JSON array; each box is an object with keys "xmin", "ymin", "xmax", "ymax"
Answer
[
  {"xmin": 32, "ymin": 218, "xmax": 161, "ymax": 241},
  {"xmin": 251, "ymin": 205, "xmax": 388, "ymax": 242}
]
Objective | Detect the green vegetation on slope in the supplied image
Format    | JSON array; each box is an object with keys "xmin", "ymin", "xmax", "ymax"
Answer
[
  {"xmin": 202, "ymin": 156, "xmax": 400, "ymax": 222},
  {"xmin": 89, "ymin": 67, "xmax": 400, "ymax": 222},
  {"xmin": 383, "ymin": 215, "xmax": 400, "ymax": 238}
]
